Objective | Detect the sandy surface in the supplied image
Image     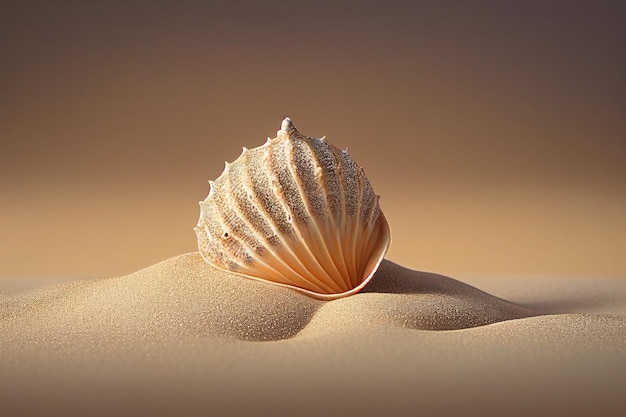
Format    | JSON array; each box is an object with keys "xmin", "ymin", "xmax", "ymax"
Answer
[{"xmin": 1, "ymin": 253, "xmax": 625, "ymax": 417}]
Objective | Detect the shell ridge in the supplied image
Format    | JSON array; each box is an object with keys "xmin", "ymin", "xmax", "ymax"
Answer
[
  {"xmin": 244, "ymin": 145, "xmax": 338, "ymax": 292},
  {"xmin": 356, "ymin": 176, "xmax": 378, "ymax": 270},
  {"xmin": 308, "ymin": 138, "xmax": 353, "ymax": 285},
  {"xmin": 195, "ymin": 223, "xmax": 224, "ymax": 268},
  {"xmin": 221, "ymin": 163, "xmax": 321, "ymax": 290},
  {"xmin": 220, "ymin": 165, "xmax": 268, "ymax": 257},
  {"xmin": 225, "ymin": 153, "xmax": 277, "ymax": 250},
  {"xmin": 198, "ymin": 198, "xmax": 248, "ymax": 270},
  {"xmin": 213, "ymin": 174, "xmax": 257, "ymax": 267},
  {"xmin": 347, "ymin": 164, "xmax": 366, "ymax": 285},
  {"xmin": 196, "ymin": 204, "xmax": 225, "ymax": 266},
  {"xmin": 337, "ymin": 149, "xmax": 360, "ymax": 285},
  {"xmin": 299, "ymin": 136, "xmax": 353, "ymax": 289},
  {"xmin": 357, "ymin": 220, "xmax": 382, "ymax": 278},
  {"xmin": 195, "ymin": 230, "xmax": 311, "ymax": 291},
  {"xmin": 227, "ymin": 158, "xmax": 276, "ymax": 245},
  {"xmin": 229, "ymin": 150, "xmax": 336, "ymax": 291},
  {"xmin": 294, "ymin": 226, "xmax": 346, "ymax": 292},
  {"xmin": 201, "ymin": 168, "xmax": 296, "ymax": 282},
  {"xmin": 286, "ymin": 138, "xmax": 350, "ymax": 290},
  {"xmin": 235, "ymin": 151, "xmax": 337, "ymax": 293},
  {"xmin": 213, "ymin": 197, "xmax": 263, "ymax": 269},
  {"xmin": 328, "ymin": 145, "xmax": 355, "ymax": 286},
  {"xmin": 266, "ymin": 140, "xmax": 343, "ymax": 292},
  {"xmin": 361, "ymin": 213, "xmax": 391, "ymax": 280},
  {"xmin": 269, "ymin": 137, "xmax": 343, "ymax": 287}
]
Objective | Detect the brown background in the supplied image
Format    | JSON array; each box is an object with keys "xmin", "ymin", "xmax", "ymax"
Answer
[{"xmin": 1, "ymin": 0, "xmax": 624, "ymax": 279}]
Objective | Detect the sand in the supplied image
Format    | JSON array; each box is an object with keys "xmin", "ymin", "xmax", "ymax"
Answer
[{"xmin": 1, "ymin": 253, "xmax": 625, "ymax": 417}]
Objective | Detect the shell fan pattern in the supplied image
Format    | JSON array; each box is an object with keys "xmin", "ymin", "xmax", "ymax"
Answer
[{"xmin": 195, "ymin": 118, "xmax": 391, "ymax": 300}]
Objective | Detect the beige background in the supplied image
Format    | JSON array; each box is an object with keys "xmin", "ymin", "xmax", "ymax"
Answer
[{"xmin": 1, "ymin": 1, "xmax": 625, "ymax": 279}]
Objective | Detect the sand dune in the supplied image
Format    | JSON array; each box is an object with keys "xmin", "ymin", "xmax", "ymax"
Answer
[{"xmin": 1, "ymin": 253, "xmax": 625, "ymax": 417}]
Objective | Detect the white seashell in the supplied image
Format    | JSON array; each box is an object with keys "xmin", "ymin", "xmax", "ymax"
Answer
[{"xmin": 195, "ymin": 118, "xmax": 391, "ymax": 300}]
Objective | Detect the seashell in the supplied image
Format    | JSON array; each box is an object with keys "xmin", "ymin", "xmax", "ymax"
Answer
[{"xmin": 195, "ymin": 118, "xmax": 390, "ymax": 300}]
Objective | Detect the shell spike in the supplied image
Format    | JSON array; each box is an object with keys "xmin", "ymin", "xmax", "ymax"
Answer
[
  {"xmin": 279, "ymin": 117, "xmax": 299, "ymax": 138},
  {"xmin": 281, "ymin": 117, "xmax": 294, "ymax": 132}
]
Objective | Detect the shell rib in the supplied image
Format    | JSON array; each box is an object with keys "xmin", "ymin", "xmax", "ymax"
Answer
[{"xmin": 195, "ymin": 118, "xmax": 391, "ymax": 300}]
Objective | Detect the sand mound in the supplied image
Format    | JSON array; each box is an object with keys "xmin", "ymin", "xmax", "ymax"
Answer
[
  {"xmin": 1, "ymin": 253, "xmax": 537, "ymax": 343},
  {"xmin": 1, "ymin": 253, "xmax": 319, "ymax": 342},
  {"xmin": 1, "ymin": 254, "xmax": 625, "ymax": 417}
]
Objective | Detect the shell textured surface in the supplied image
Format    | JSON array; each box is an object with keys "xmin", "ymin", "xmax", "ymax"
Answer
[{"xmin": 195, "ymin": 118, "xmax": 390, "ymax": 300}]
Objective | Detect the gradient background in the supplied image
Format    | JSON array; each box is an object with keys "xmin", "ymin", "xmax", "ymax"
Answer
[{"xmin": 1, "ymin": 0, "xmax": 624, "ymax": 280}]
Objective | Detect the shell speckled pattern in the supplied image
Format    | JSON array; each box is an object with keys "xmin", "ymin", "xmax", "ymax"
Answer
[{"xmin": 195, "ymin": 118, "xmax": 391, "ymax": 300}]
